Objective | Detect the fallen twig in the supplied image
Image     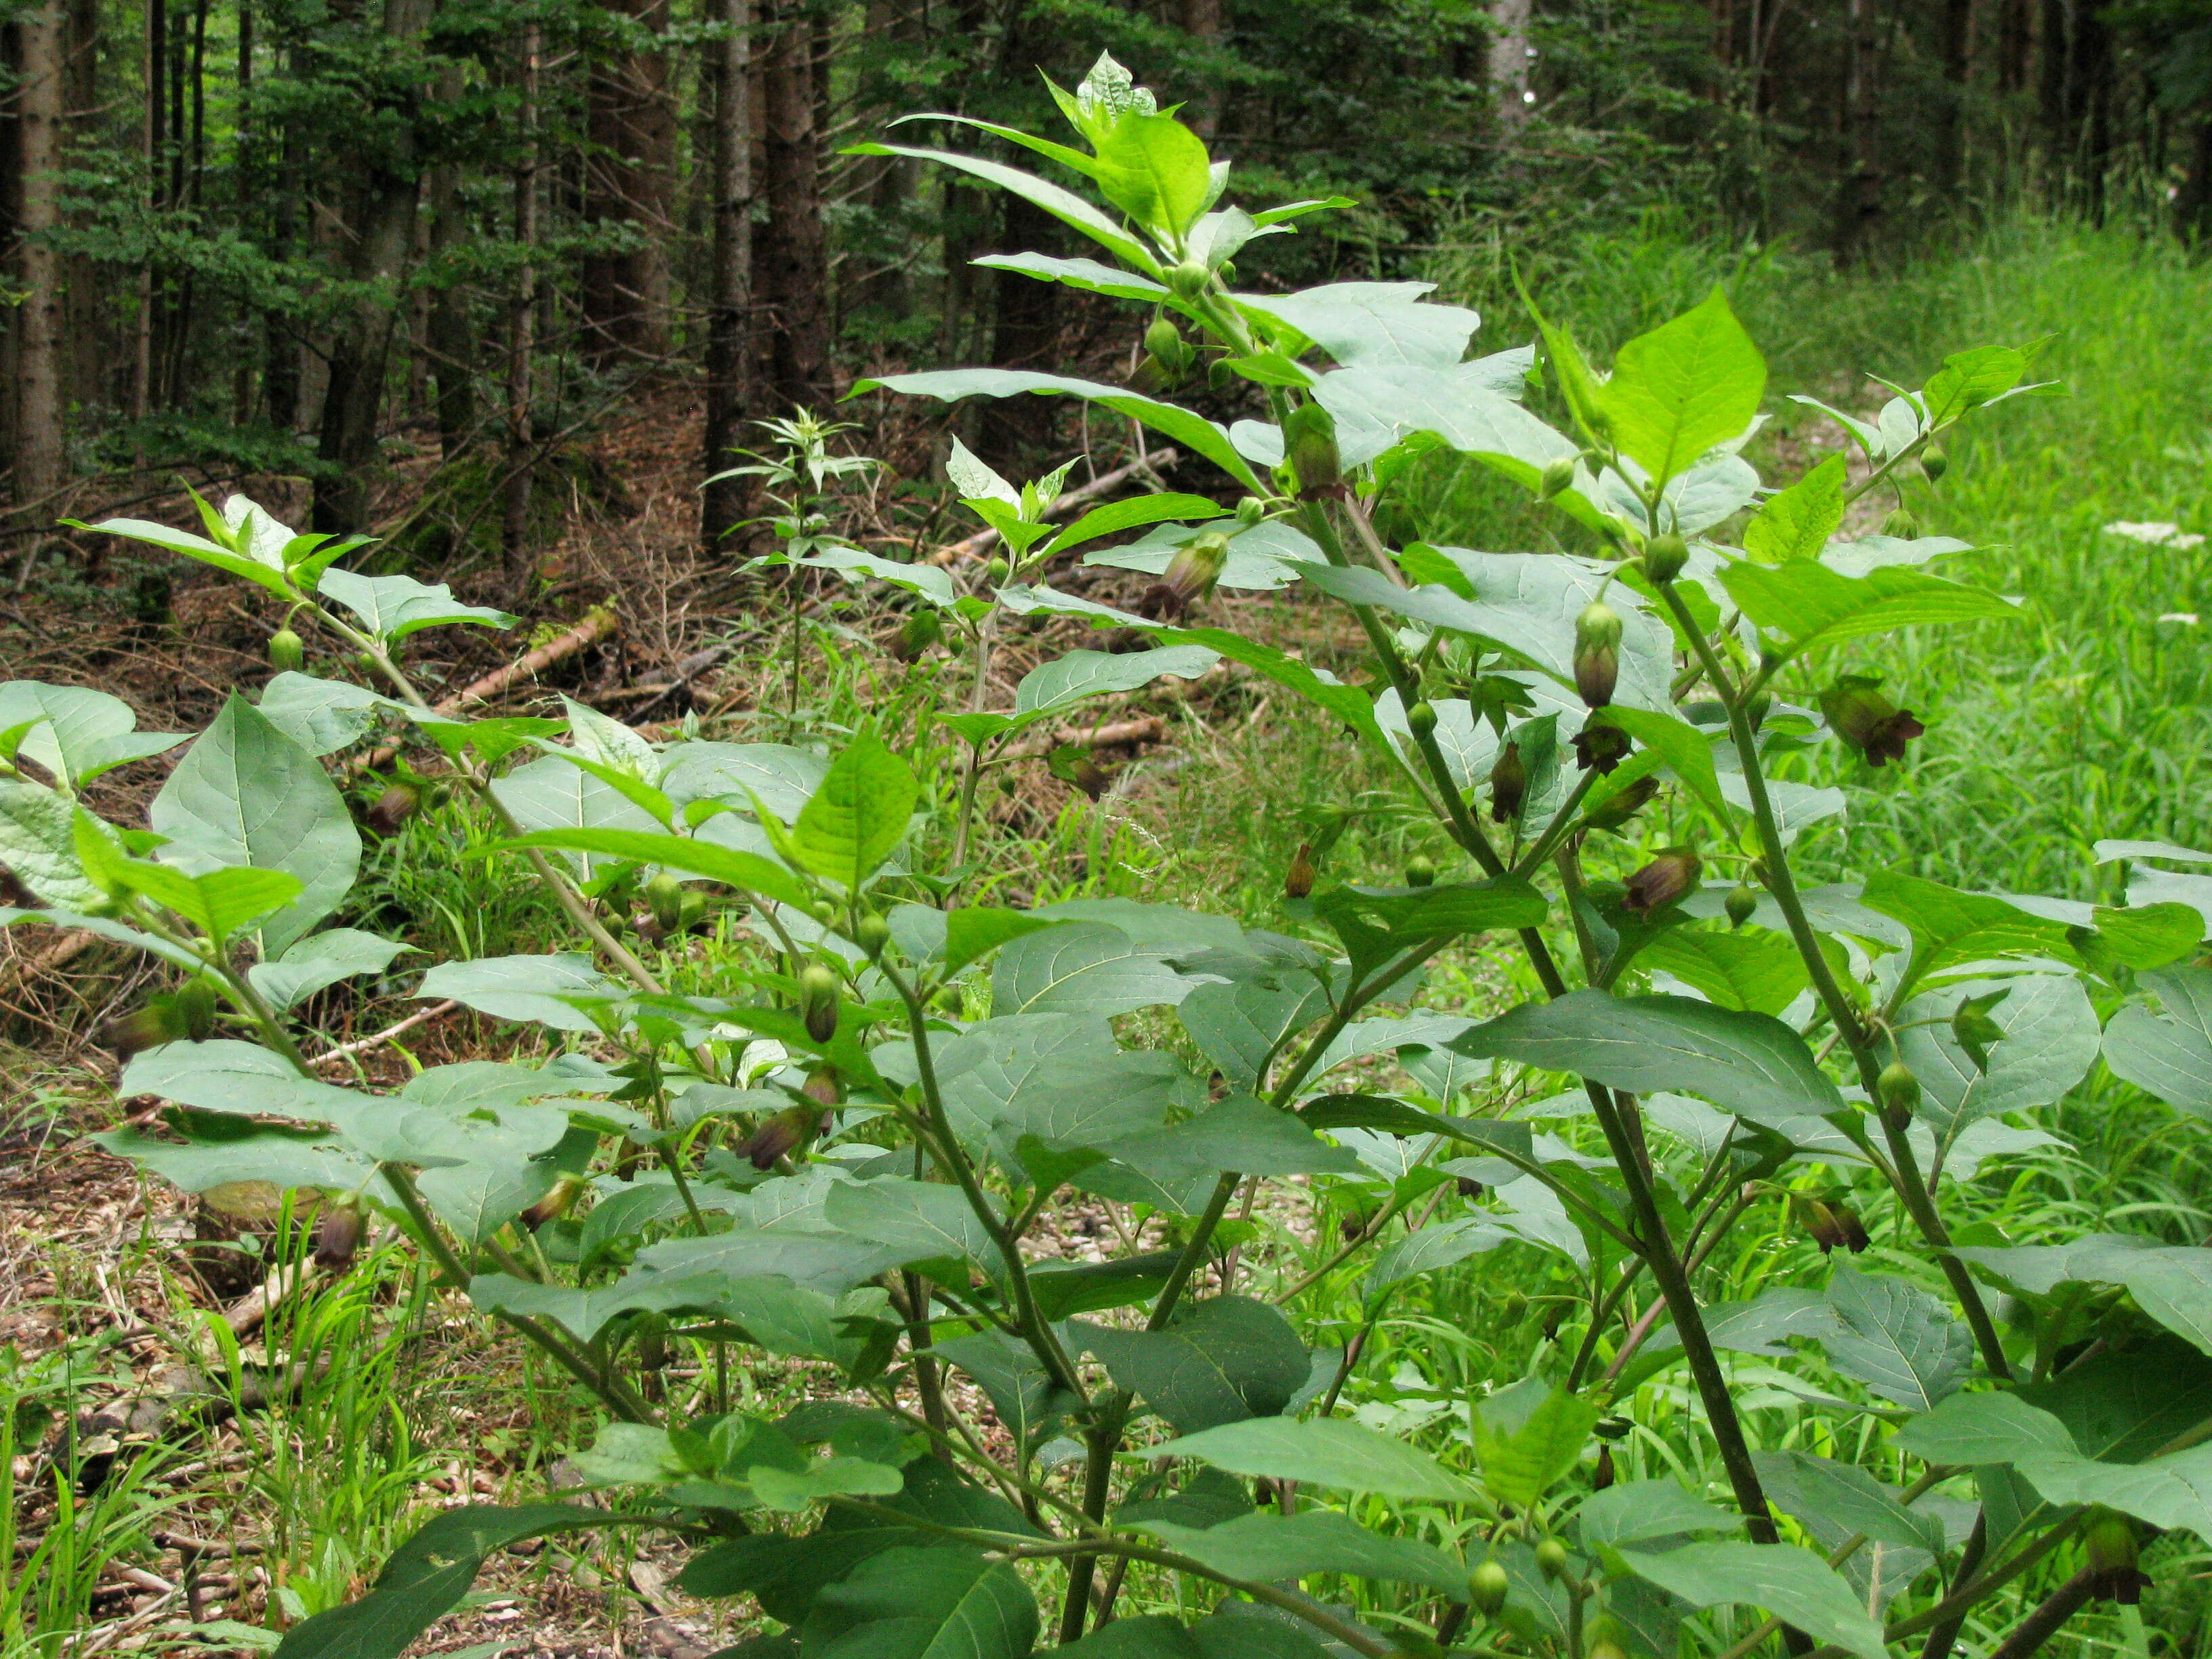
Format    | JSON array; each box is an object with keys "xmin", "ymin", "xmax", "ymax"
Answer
[
  {"xmin": 350, "ymin": 607, "xmax": 619, "ymax": 773},
  {"xmin": 306, "ymin": 1000, "xmax": 459, "ymax": 1068}
]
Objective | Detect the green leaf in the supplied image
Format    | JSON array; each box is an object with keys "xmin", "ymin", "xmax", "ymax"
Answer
[
  {"xmin": 973, "ymin": 251, "xmax": 1169, "ymax": 304},
  {"xmin": 1637, "ymin": 928, "xmax": 1809, "ymax": 1016},
  {"xmin": 821, "ymin": 1176, "xmax": 1005, "ymax": 1273},
  {"xmin": 1029, "ymin": 1252, "xmax": 1179, "ymax": 1320},
  {"xmin": 1590, "ymin": 707, "xmax": 1732, "ymax": 825},
  {"xmin": 1592, "ymin": 289, "xmax": 1766, "ymax": 486},
  {"xmin": 248, "ymin": 928, "xmax": 415, "ymax": 1011},
  {"xmin": 1719, "ymin": 561, "xmax": 2020, "ymax": 657},
  {"xmin": 118, "ymin": 861, "xmax": 304, "ymax": 945},
  {"xmin": 317, "ymin": 570, "xmax": 517, "ymax": 642},
  {"xmin": 1148, "ymin": 1415, "xmax": 1481, "ymax": 1502},
  {"xmin": 1860, "ymin": 873, "xmax": 2077, "ymax": 997},
  {"xmin": 1089, "ymin": 110, "xmax": 1214, "ymax": 234},
  {"xmin": 991, "ymin": 921, "xmax": 1207, "ymax": 1017},
  {"xmin": 1575, "ymin": 1481, "xmax": 1734, "ymax": 1551},
  {"xmin": 272, "ymin": 1506, "xmax": 605, "ymax": 1659},
  {"xmin": 1921, "ymin": 345, "xmax": 2030, "ymax": 427},
  {"xmin": 845, "ymin": 142, "xmax": 1158, "ymax": 272},
  {"xmin": 1365, "ymin": 1217, "xmax": 1507, "ymax": 1298},
  {"xmin": 1743, "ymin": 453, "xmax": 1847, "ymax": 563},
  {"xmin": 791, "ymin": 732, "xmax": 920, "ymax": 888},
  {"xmin": 0, "ymin": 778, "xmax": 102, "ymax": 907},
  {"xmin": 1448, "ymin": 989, "xmax": 1843, "ymax": 1126},
  {"xmin": 489, "ymin": 827, "xmax": 815, "ymax": 911},
  {"xmin": 804, "ymin": 1546, "xmax": 1037, "ymax": 1659},
  {"xmin": 415, "ymin": 953, "xmax": 623, "ymax": 1033},
  {"xmin": 1615, "ymin": 1542, "xmax": 1884, "ymax": 1659},
  {"xmin": 1469, "ymin": 1377, "xmax": 1603, "ymax": 1508},
  {"xmin": 940, "ymin": 908, "xmax": 1060, "ymax": 978},
  {"xmin": 2105, "ymin": 966, "xmax": 2212, "ymax": 1118},
  {"xmin": 1130, "ymin": 1510, "xmax": 1470, "ymax": 1597},
  {"xmin": 121, "ymin": 1038, "xmax": 361, "ymax": 1120},
  {"xmin": 747, "ymin": 1456, "xmax": 906, "ymax": 1513},
  {"xmin": 2090, "ymin": 902, "xmax": 2204, "ymax": 971},
  {"xmin": 256, "ymin": 673, "xmax": 398, "ymax": 757},
  {"xmin": 1098, "ymin": 1094, "xmax": 1361, "ymax": 1183},
  {"xmin": 1040, "ymin": 497, "xmax": 1224, "ymax": 559},
  {"xmin": 796, "ymin": 546, "xmax": 959, "ymax": 609},
  {"xmin": 150, "ymin": 695, "xmax": 361, "ymax": 955},
  {"xmin": 1821, "ymin": 1268, "xmax": 1972, "ymax": 1412},
  {"xmin": 933, "ymin": 1330, "xmax": 1074, "ymax": 1450},
  {"xmin": 79, "ymin": 516, "xmax": 298, "ymax": 600},
  {"xmin": 1896, "ymin": 972, "xmax": 2100, "ymax": 1146},
  {"xmin": 1238, "ymin": 281, "xmax": 1478, "ymax": 371},
  {"xmin": 853, "ymin": 369, "xmax": 1263, "ymax": 493},
  {"xmin": 0, "ymin": 680, "xmax": 183, "ymax": 785},
  {"xmin": 1080, "ymin": 1295, "xmax": 1309, "ymax": 1433},
  {"xmin": 1014, "ymin": 646, "xmax": 1218, "ymax": 715},
  {"xmin": 1889, "ymin": 1390, "xmax": 2077, "ymax": 1467},
  {"xmin": 94, "ymin": 1124, "xmax": 373, "ymax": 1197},
  {"xmin": 1753, "ymin": 1451, "xmax": 1945, "ymax": 1557}
]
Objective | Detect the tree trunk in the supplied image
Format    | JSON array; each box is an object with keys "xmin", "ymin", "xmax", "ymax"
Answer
[
  {"xmin": 1832, "ymin": 0, "xmax": 1884, "ymax": 265},
  {"xmin": 134, "ymin": 0, "xmax": 163, "ymax": 422},
  {"xmin": 502, "ymin": 21, "xmax": 541, "ymax": 565},
  {"xmin": 311, "ymin": 0, "xmax": 431, "ymax": 535},
  {"xmin": 701, "ymin": 0, "xmax": 755, "ymax": 555},
  {"xmin": 1179, "ymin": 0, "xmax": 1223, "ymax": 141},
  {"xmin": 758, "ymin": 0, "xmax": 830, "ymax": 411},
  {"xmin": 1488, "ymin": 0, "xmax": 1533, "ymax": 141},
  {"xmin": 1938, "ymin": 0, "xmax": 1973, "ymax": 195},
  {"xmin": 581, "ymin": 0, "xmax": 676, "ymax": 363},
  {"xmin": 2179, "ymin": 119, "xmax": 2212, "ymax": 244},
  {"xmin": 13, "ymin": 0, "xmax": 64, "ymax": 527},
  {"xmin": 424, "ymin": 66, "xmax": 474, "ymax": 461},
  {"xmin": 980, "ymin": 192, "xmax": 1060, "ymax": 462}
]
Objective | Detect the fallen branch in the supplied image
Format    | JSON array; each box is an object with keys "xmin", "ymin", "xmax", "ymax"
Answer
[
  {"xmin": 0, "ymin": 925, "xmax": 101, "ymax": 997},
  {"xmin": 1007, "ymin": 716, "xmax": 1168, "ymax": 760},
  {"xmin": 927, "ymin": 449, "xmax": 1182, "ymax": 567},
  {"xmin": 307, "ymin": 1000, "xmax": 459, "ymax": 1068}
]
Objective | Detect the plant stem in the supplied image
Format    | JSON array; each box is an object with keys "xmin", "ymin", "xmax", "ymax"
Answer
[{"xmin": 1652, "ymin": 577, "xmax": 2012, "ymax": 1380}]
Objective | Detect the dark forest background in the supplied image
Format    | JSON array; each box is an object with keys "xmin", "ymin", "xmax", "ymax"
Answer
[{"xmin": 0, "ymin": 0, "xmax": 2207, "ymax": 573}]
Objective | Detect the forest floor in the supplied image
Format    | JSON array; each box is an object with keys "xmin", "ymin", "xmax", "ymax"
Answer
[{"xmin": 15, "ymin": 211, "xmax": 2212, "ymax": 1657}]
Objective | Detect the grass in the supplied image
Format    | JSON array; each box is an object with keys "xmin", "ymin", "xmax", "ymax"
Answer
[{"xmin": 18, "ymin": 208, "xmax": 2212, "ymax": 1658}]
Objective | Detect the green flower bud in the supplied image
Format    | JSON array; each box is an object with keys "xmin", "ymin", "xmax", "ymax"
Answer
[
  {"xmin": 1405, "ymin": 855, "xmax": 1436, "ymax": 888},
  {"xmin": 1877, "ymin": 1060, "xmax": 1921, "ymax": 1128},
  {"xmin": 1921, "ymin": 445, "xmax": 1948, "ymax": 483},
  {"xmin": 741, "ymin": 1102, "xmax": 825, "ymax": 1170},
  {"xmin": 268, "ymin": 627, "xmax": 304, "ymax": 673},
  {"xmin": 1540, "ymin": 455, "xmax": 1576, "ymax": 499},
  {"xmin": 1725, "ymin": 882, "xmax": 1759, "ymax": 928},
  {"xmin": 800, "ymin": 962, "xmax": 842, "ymax": 1044},
  {"xmin": 102, "ymin": 1000, "xmax": 188, "ymax": 1059},
  {"xmin": 1582, "ymin": 772, "xmax": 1658, "ymax": 830},
  {"xmin": 1623, "ymin": 846, "xmax": 1702, "ymax": 914},
  {"xmin": 518, "ymin": 1174, "xmax": 585, "ymax": 1232},
  {"xmin": 1535, "ymin": 1538, "xmax": 1570, "ymax": 1582},
  {"xmin": 1819, "ymin": 673, "xmax": 1925, "ymax": 768},
  {"xmin": 1585, "ymin": 1616, "xmax": 1631, "ymax": 1659},
  {"xmin": 983, "ymin": 556, "xmax": 1010, "ymax": 586},
  {"xmin": 1235, "ymin": 495, "xmax": 1267, "ymax": 527},
  {"xmin": 1284, "ymin": 842, "xmax": 1317, "ymax": 901},
  {"xmin": 1216, "ymin": 260, "xmax": 1239, "ymax": 286},
  {"xmin": 312, "ymin": 1199, "xmax": 366, "ymax": 1271},
  {"xmin": 1795, "ymin": 1193, "xmax": 1848, "ymax": 1254},
  {"xmin": 2085, "ymin": 1508, "xmax": 2146, "ymax": 1603},
  {"xmin": 1574, "ymin": 600, "xmax": 1622, "ymax": 710},
  {"xmin": 1488, "ymin": 740, "xmax": 1527, "ymax": 824},
  {"xmin": 855, "ymin": 912, "xmax": 890, "ymax": 958},
  {"xmin": 366, "ymin": 782, "xmax": 422, "ymax": 834},
  {"xmin": 1641, "ymin": 533, "xmax": 1689, "ymax": 584},
  {"xmin": 1881, "ymin": 507, "xmax": 1921, "ymax": 539},
  {"xmin": 1283, "ymin": 403, "xmax": 1344, "ymax": 500},
  {"xmin": 1166, "ymin": 259, "xmax": 1210, "ymax": 300},
  {"xmin": 1160, "ymin": 531, "xmax": 1232, "ymax": 611},
  {"xmin": 1500, "ymin": 1290, "xmax": 1529, "ymax": 1322},
  {"xmin": 1144, "ymin": 314, "xmax": 1186, "ymax": 364},
  {"xmin": 1406, "ymin": 700, "xmax": 1438, "ymax": 739},
  {"xmin": 645, "ymin": 872, "xmax": 685, "ymax": 935},
  {"xmin": 1206, "ymin": 357, "xmax": 1235, "ymax": 393},
  {"xmin": 176, "ymin": 979, "xmax": 217, "ymax": 1042},
  {"xmin": 1469, "ymin": 1559, "xmax": 1510, "ymax": 1616},
  {"xmin": 890, "ymin": 607, "xmax": 943, "ymax": 663}
]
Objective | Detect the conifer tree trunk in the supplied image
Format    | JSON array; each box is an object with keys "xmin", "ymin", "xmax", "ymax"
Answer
[
  {"xmin": 758, "ymin": 0, "xmax": 830, "ymax": 412},
  {"xmin": 1832, "ymin": 0, "xmax": 1885, "ymax": 264},
  {"xmin": 12, "ymin": 0, "xmax": 64, "ymax": 527},
  {"xmin": 581, "ymin": 0, "xmax": 676, "ymax": 363},
  {"xmin": 311, "ymin": 0, "xmax": 431, "ymax": 533},
  {"xmin": 1488, "ymin": 0, "xmax": 1533, "ymax": 139},
  {"xmin": 424, "ymin": 62, "xmax": 474, "ymax": 460},
  {"xmin": 502, "ymin": 20, "xmax": 541, "ymax": 565},
  {"xmin": 701, "ymin": 0, "xmax": 755, "ymax": 554}
]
